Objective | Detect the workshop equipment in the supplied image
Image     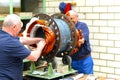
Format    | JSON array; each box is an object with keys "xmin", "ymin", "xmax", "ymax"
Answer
[
  {"xmin": 23, "ymin": 13, "xmax": 83, "ymax": 79},
  {"xmin": 25, "ymin": 13, "xmax": 82, "ymax": 61}
]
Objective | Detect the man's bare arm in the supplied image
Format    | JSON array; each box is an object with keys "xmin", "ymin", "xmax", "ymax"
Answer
[
  {"xmin": 20, "ymin": 37, "xmax": 45, "ymax": 45},
  {"xmin": 26, "ymin": 39, "xmax": 46, "ymax": 61}
]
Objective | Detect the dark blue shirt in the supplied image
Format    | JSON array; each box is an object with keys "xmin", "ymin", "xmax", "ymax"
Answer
[
  {"xmin": 0, "ymin": 30, "xmax": 31, "ymax": 80},
  {"xmin": 71, "ymin": 21, "xmax": 91, "ymax": 59}
]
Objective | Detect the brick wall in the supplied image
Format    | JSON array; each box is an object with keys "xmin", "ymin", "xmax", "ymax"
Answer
[{"xmin": 45, "ymin": 0, "xmax": 120, "ymax": 79}]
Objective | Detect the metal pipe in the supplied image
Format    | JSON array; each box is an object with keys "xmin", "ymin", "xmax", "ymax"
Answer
[
  {"xmin": 10, "ymin": 0, "xmax": 13, "ymax": 14},
  {"xmin": 42, "ymin": 0, "xmax": 46, "ymax": 13}
]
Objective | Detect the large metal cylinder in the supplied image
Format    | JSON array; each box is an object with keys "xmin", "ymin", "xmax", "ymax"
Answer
[
  {"xmin": 51, "ymin": 14, "xmax": 78, "ymax": 57},
  {"xmin": 24, "ymin": 13, "xmax": 82, "ymax": 61},
  {"xmin": 54, "ymin": 19, "xmax": 71, "ymax": 52}
]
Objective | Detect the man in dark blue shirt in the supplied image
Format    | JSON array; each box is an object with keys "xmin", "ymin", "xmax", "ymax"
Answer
[
  {"xmin": 0, "ymin": 14, "xmax": 46, "ymax": 80},
  {"xmin": 66, "ymin": 10, "xmax": 94, "ymax": 74}
]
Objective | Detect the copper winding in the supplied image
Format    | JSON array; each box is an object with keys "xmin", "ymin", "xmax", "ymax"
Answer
[
  {"xmin": 41, "ymin": 27, "xmax": 56, "ymax": 56},
  {"xmin": 70, "ymin": 29, "xmax": 83, "ymax": 55},
  {"xmin": 27, "ymin": 20, "xmax": 56, "ymax": 56},
  {"xmin": 27, "ymin": 20, "xmax": 46, "ymax": 37}
]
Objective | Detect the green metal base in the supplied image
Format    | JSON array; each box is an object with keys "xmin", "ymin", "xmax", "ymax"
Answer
[
  {"xmin": 24, "ymin": 62, "xmax": 77, "ymax": 80},
  {"xmin": 24, "ymin": 69, "xmax": 77, "ymax": 80},
  {"xmin": 23, "ymin": 62, "xmax": 77, "ymax": 79}
]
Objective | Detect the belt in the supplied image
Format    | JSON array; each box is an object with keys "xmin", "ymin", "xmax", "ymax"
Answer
[{"xmin": 72, "ymin": 53, "xmax": 90, "ymax": 60}]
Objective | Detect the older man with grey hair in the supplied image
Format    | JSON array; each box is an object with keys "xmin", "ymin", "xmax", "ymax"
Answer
[
  {"xmin": 0, "ymin": 14, "xmax": 46, "ymax": 80},
  {"xmin": 66, "ymin": 10, "xmax": 94, "ymax": 74}
]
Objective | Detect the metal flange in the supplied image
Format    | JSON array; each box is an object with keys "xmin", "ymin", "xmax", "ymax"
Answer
[{"xmin": 51, "ymin": 13, "xmax": 77, "ymax": 56}]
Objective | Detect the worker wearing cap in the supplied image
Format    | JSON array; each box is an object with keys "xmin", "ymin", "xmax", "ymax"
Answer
[
  {"xmin": 0, "ymin": 14, "xmax": 46, "ymax": 80},
  {"xmin": 66, "ymin": 10, "xmax": 94, "ymax": 74}
]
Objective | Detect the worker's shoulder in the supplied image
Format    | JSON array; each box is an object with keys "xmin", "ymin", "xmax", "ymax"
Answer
[
  {"xmin": 78, "ymin": 21, "xmax": 87, "ymax": 25},
  {"xmin": 77, "ymin": 21, "xmax": 88, "ymax": 28}
]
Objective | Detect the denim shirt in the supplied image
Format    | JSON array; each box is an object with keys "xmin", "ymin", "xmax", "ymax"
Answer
[{"xmin": 71, "ymin": 21, "xmax": 91, "ymax": 59}]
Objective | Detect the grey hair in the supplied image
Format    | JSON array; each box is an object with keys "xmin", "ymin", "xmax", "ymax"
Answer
[
  {"xmin": 3, "ymin": 14, "xmax": 21, "ymax": 27},
  {"xmin": 68, "ymin": 10, "xmax": 78, "ymax": 17}
]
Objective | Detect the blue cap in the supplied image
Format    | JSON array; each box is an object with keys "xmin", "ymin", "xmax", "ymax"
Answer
[{"xmin": 59, "ymin": 2, "xmax": 66, "ymax": 13}]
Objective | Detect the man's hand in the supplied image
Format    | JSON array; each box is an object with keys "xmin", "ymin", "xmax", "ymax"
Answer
[
  {"xmin": 29, "ymin": 38, "xmax": 46, "ymax": 51},
  {"xmin": 26, "ymin": 39, "xmax": 46, "ymax": 61},
  {"xmin": 37, "ymin": 39, "xmax": 46, "ymax": 50},
  {"xmin": 79, "ymin": 37, "xmax": 85, "ymax": 45}
]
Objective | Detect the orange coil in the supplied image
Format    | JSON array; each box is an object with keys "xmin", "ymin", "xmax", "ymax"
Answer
[
  {"xmin": 41, "ymin": 27, "xmax": 56, "ymax": 56},
  {"xmin": 27, "ymin": 20, "xmax": 56, "ymax": 56},
  {"xmin": 70, "ymin": 29, "xmax": 83, "ymax": 55}
]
